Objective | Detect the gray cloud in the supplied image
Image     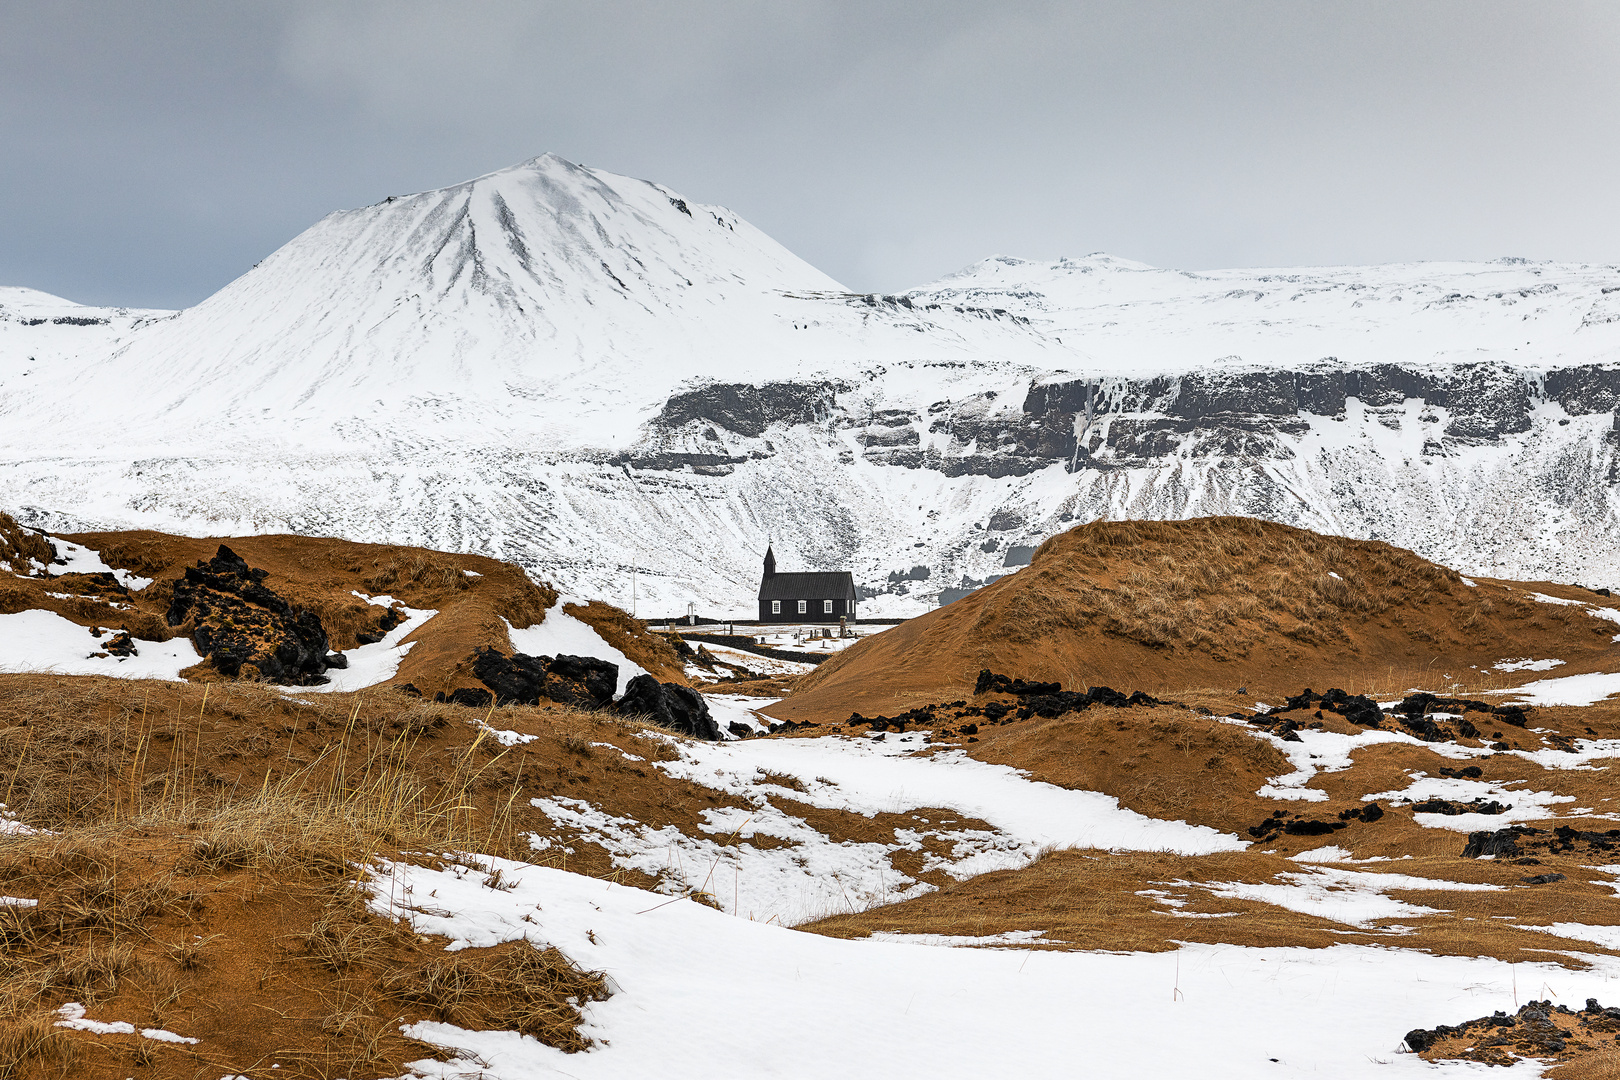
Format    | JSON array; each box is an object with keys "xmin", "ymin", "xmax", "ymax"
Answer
[{"xmin": 4, "ymin": 1, "xmax": 1620, "ymax": 308}]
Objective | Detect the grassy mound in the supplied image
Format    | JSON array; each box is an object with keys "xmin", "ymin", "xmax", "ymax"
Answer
[
  {"xmin": 771, "ymin": 517, "xmax": 1620, "ymax": 723},
  {"xmin": 0, "ymin": 513, "xmax": 686, "ymax": 698}
]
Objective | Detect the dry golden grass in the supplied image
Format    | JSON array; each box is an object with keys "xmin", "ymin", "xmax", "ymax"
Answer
[
  {"xmin": 381, "ymin": 941, "xmax": 609, "ymax": 1053},
  {"xmin": 0, "ymin": 517, "xmax": 703, "ymax": 705},
  {"xmin": 0, "ymin": 675, "xmax": 639, "ymax": 1079},
  {"xmin": 0, "ymin": 514, "xmax": 53, "ymax": 576},
  {"xmin": 773, "ymin": 515, "xmax": 1620, "ymax": 723},
  {"xmin": 966, "ymin": 705, "xmax": 1292, "ymax": 833},
  {"xmin": 801, "ymin": 845, "xmax": 1620, "ymax": 968}
]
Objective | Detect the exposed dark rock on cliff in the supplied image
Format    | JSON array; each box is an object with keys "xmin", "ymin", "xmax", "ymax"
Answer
[
  {"xmin": 619, "ymin": 360, "xmax": 1597, "ymax": 495},
  {"xmin": 1546, "ymin": 365, "xmax": 1620, "ymax": 415},
  {"xmin": 651, "ymin": 381, "xmax": 840, "ymax": 437},
  {"xmin": 1442, "ymin": 364, "xmax": 1534, "ymax": 438}
]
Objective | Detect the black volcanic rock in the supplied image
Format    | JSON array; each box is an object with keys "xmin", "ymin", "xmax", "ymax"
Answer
[
  {"xmin": 616, "ymin": 674, "xmax": 721, "ymax": 740},
  {"xmin": 435, "ymin": 687, "xmax": 495, "ymax": 708},
  {"xmin": 166, "ymin": 545, "xmax": 331, "ymax": 685},
  {"xmin": 469, "ymin": 647, "xmax": 618, "ymax": 709},
  {"xmin": 547, "ymin": 654, "xmax": 619, "ymax": 708}
]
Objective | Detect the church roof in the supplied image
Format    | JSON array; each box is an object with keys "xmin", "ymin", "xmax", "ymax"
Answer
[{"xmin": 758, "ymin": 570, "xmax": 855, "ymax": 601}]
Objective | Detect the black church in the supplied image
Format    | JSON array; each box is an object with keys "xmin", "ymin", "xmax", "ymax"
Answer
[{"xmin": 756, "ymin": 545, "xmax": 858, "ymax": 623}]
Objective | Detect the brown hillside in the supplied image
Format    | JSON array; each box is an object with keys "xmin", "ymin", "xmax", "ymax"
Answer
[
  {"xmin": 769, "ymin": 516, "xmax": 1620, "ymax": 723},
  {"xmin": 0, "ymin": 675, "xmax": 729, "ymax": 1079},
  {"xmin": 0, "ymin": 515, "xmax": 685, "ymax": 697}
]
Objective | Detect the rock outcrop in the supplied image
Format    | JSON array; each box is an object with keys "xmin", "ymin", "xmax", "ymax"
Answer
[
  {"xmin": 166, "ymin": 545, "xmax": 332, "ymax": 684},
  {"xmin": 469, "ymin": 647, "xmax": 618, "ymax": 709},
  {"xmin": 615, "ymin": 674, "xmax": 721, "ymax": 740}
]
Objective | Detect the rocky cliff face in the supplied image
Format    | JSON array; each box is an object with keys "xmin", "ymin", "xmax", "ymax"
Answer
[{"xmin": 572, "ymin": 357, "xmax": 1618, "ymax": 613}]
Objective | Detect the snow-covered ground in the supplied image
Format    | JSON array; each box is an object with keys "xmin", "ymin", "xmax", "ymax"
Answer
[
  {"xmin": 0, "ymin": 610, "xmax": 200, "ymax": 679},
  {"xmin": 691, "ymin": 643, "xmax": 815, "ymax": 678},
  {"xmin": 532, "ymin": 728, "xmax": 1243, "ymax": 926},
  {"xmin": 700, "ymin": 694, "xmax": 777, "ymax": 734},
  {"xmin": 370, "ymin": 854, "xmax": 1615, "ymax": 1079},
  {"xmin": 506, "ymin": 605, "xmax": 649, "ymax": 699}
]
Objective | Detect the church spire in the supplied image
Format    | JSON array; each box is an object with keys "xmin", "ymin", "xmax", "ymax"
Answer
[{"xmin": 763, "ymin": 543, "xmax": 776, "ymax": 579}]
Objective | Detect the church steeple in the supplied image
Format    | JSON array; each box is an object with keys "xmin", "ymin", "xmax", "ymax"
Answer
[{"xmin": 762, "ymin": 543, "xmax": 776, "ymax": 579}]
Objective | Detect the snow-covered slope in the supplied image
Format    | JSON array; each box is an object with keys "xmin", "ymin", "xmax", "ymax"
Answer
[
  {"xmin": 0, "ymin": 286, "xmax": 172, "ymax": 394},
  {"xmin": 908, "ymin": 252, "xmax": 1620, "ymax": 373},
  {"xmin": 0, "ymin": 155, "xmax": 1066, "ymax": 453},
  {"xmin": 4, "ymin": 159, "xmax": 1620, "ymax": 614}
]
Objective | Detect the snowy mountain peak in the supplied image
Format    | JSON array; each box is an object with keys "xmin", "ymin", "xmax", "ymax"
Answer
[
  {"xmin": 4, "ymin": 154, "xmax": 866, "ymax": 449},
  {"xmin": 322, "ymin": 151, "xmax": 841, "ymax": 305}
]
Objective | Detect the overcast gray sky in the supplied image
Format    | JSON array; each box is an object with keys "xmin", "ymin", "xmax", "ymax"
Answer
[{"xmin": 5, "ymin": 1, "xmax": 1620, "ymax": 308}]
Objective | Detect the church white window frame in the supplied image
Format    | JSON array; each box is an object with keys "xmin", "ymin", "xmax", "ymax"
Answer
[
  {"xmin": 797, "ymin": 600, "xmax": 807, "ymax": 614},
  {"xmin": 823, "ymin": 599, "xmax": 833, "ymax": 614},
  {"xmin": 771, "ymin": 600, "xmax": 781, "ymax": 614}
]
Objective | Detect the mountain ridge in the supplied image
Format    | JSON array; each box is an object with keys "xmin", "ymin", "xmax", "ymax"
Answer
[{"xmin": 3, "ymin": 153, "xmax": 1620, "ymax": 615}]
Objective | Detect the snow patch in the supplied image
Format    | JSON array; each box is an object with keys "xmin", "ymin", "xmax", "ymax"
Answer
[
  {"xmin": 1501, "ymin": 671, "xmax": 1620, "ymax": 707},
  {"xmin": 285, "ymin": 593, "xmax": 435, "ymax": 694},
  {"xmin": 42, "ymin": 537, "xmax": 153, "ymax": 591},
  {"xmin": 1363, "ymin": 774, "xmax": 1573, "ymax": 831},
  {"xmin": 505, "ymin": 608, "xmax": 647, "ymax": 699},
  {"xmin": 702, "ymin": 694, "xmax": 776, "ymax": 737},
  {"xmin": 54, "ymin": 1002, "xmax": 198, "ymax": 1044},
  {"xmin": 1288, "ymin": 846, "xmax": 1353, "ymax": 863},
  {"xmin": 1189, "ymin": 867, "xmax": 1502, "ymax": 928},
  {"xmin": 1493, "ymin": 658, "xmax": 1566, "ymax": 672},
  {"xmin": 0, "ymin": 610, "xmax": 201, "ymax": 679},
  {"xmin": 1518, "ymin": 923, "xmax": 1620, "ymax": 951}
]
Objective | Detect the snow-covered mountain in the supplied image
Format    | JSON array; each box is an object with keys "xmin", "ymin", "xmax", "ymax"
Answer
[
  {"xmin": 909, "ymin": 252, "xmax": 1620, "ymax": 372},
  {"xmin": 0, "ymin": 286, "xmax": 172, "ymax": 384},
  {"xmin": 4, "ymin": 155, "xmax": 1620, "ymax": 614}
]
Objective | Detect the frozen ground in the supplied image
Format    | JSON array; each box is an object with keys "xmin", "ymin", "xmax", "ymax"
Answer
[
  {"xmin": 0, "ymin": 609, "xmax": 200, "ymax": 679},
  {"xmin": 531, "ymin": 727, "xmax": 1243, "ymax": 926},
  {"xmin": 370, "ymin": 854, "xmax": 1612, "ymax": 1080}
]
